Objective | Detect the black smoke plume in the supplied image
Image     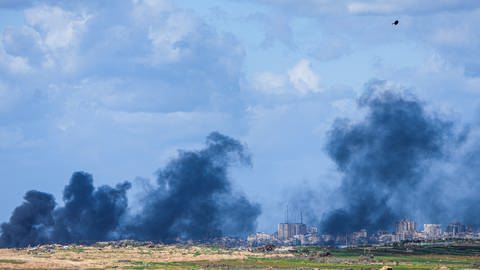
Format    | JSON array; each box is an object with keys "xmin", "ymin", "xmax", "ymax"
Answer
[
  {"xmin": 322, "ymin": 81, "xmax": 455, "ymax": 234},
  {"xmin": 0, "ymin": 191, "xmax": 55, "ymax": 247},
  {"xmin": 126, "ymin": 132, "xmax": 260, "ymax": 242},
  {"xmin": 0, "ymin": 132, "xmax": 260, "ymax": 247},
  {"xmin": 52, "ymin": 172, "xmax": 131, "ymax": 243},
  {"xmin": 0, "ymin": 172, "xmax": 131, "ymax": 247}
]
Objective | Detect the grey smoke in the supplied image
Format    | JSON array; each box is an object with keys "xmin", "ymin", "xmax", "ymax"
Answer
[
  {"xmin": 126, "ymin": 132, "xmax": 260, "ymax": 242},
  {"xmin": 321, "ymin": 80, "xmax": 456, "ymax": 234}
]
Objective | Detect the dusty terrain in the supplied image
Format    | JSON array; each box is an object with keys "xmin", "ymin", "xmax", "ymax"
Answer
[
  {"xmin": 1, "ymin": 243, "xmax": 480, "ymax": 269},
  {"xmin": 0, "ymin": 244, "xmax": 291, "ymax": 269}
]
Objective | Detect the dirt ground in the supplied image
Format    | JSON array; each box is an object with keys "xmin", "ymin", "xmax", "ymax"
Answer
[{"xmin": 0, "ymin": 245, "xmax": 290, "ymax": 269}]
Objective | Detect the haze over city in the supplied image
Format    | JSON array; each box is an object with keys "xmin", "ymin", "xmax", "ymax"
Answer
[{"xmin": 1, "ymin": 0, "xmax": 480, "ymax": 246}]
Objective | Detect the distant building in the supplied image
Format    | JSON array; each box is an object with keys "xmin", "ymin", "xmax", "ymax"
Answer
[
  {"xmin": 247, "ymin": 232, "xmax": 275, "ymax": 242},
  {"xmin": 446, "ymin": 222, "xmax": 465, "ymax": 236},
  {"xmin": 307, "ymin": 225, "xmax": 318, "ymax": 235},
  {"xmin": 395, "ymin": 219, "xmax": 416, "ymax": 240},
  {"xmin": 247, "ymin": 232, "xmax": 277, "ymax": 246},
  {"xmin": 378, "ymin": 233, "xmax": 395, "ymax": 244},
  {"xmin": 352, "ymin": 229, "xmax": 368, "ymax": 244},
  {"xmin": 353, "ymin": 229, "xmax": 367, "ymax": 238},
  {"xmin": 423, "ymin": 224, "xmax": 442, "ymax": 239},
  {"xmin": 277, "ymin": 223, "xmax": 307, "ymax": 240},
  {"xmin": 465, "ymin": 224, "xmax": 476, "ymax": 233}
]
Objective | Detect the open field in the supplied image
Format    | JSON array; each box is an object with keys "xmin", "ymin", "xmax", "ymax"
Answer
[{"xmin": 1, "ymin": 244, "xmax": 480, "ymax": 269}]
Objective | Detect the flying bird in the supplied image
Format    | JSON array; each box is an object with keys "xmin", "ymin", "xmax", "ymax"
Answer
[{"xmin": 392, "ymin": 20, "xmax": 399, "ymax": 26}]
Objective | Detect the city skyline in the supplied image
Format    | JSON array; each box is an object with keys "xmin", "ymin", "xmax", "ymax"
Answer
[{"xmin": 247, "ymin": 218, "xmax": 479, "ymax": 246}]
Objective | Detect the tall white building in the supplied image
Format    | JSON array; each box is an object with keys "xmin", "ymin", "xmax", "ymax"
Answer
[
  {"xmin": 423, "ymin": 224, "xmax": 442, "ymax": 239},
  {"xmin": 277, "ymin": 223, "xmax": 307, "ymax": 240},
  {"xmin": 395, "ymin": 219, "xmax": 416, "ymax": 240}
]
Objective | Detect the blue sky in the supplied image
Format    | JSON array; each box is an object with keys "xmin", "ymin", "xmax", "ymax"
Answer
[{"xmin": 1, "ymin": 0, "xmax": 480, "ymax": 232}]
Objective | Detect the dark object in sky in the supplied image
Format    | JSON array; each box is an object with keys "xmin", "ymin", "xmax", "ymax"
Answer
[{"xmin": 392, "ymin": 20, "xmax": 399, "ymax": 26}]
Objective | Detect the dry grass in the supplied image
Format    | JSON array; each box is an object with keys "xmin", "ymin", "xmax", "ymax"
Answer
[
  {"xmin": 1, "ymin": 245, "xmax": 479, "ymax": 269},
  {"xmin": 0, "ymin": 245, "xmax": 290, "ymax": 269}
]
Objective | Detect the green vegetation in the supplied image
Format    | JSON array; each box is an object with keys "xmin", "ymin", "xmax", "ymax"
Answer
[
  {"xmin": 117, "ymin": 255, "xmax": 479, "ymax": 270},
  {"xmin": 124, "ymin": 260, "xmax": 200, "ymax": 269},
  {"xmin": 67, "ymin": 247, "xmax": 86, "ymax": 253},
  {"xmin": 118, "ymin": 245, "xmax": 480, "ymax": 269},
  {"xmin": 2, "ymin": 243, "xmax": 480, "ymax": 269},
  {"xmin": 0, "ymin": 259, "xmax": 26, "ymax": 264}
]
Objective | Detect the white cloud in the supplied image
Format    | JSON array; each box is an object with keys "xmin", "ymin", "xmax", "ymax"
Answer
[
  {"xmin": 252, "ymin": 72, "xmax": 287, "ymax": 94},
  {"xmin": 147, "ymin": 11, "xmax": 198, "ymax": 64},
  {"xmin": 347, "ymin": 2, "xmax": 398, "ymax": 14},
  {"xmin": 24, "ymin": 5, "xmax": 90, "ymax": 50},
  {"xmin": 251, "ymin": 59, "xmax": 321, "ymax": 95},
  {"xmin": 132, "ymin": 0, "xmax": 192, "ymax": 63},
  {"xmin": 0, "ymin": 46, "xmax": 31, "ymax": 74},
  {"xmin": 0, "ymin": 5, "xmax": 91, "ymax": 73},
  {"xmin": 288, "ymin": 59, "xmax": 321, "ymax": 94},
  {"xmin": 0, "ymin": 0, "xmax": 246, "ymax": 113},
  {"xmin": 132, "ymin": 0, "xmax": 174, "ymax": 22}
]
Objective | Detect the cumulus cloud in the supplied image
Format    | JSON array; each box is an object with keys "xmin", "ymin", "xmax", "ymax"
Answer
[
  {"xmin": 0, "ymin": 4, "xmax": 90, "ymax": 74},
  {"xmin": 252, "ymin": 59, "xmax": 321, "ymax": 95},
  {"xmin": 131, "ymin": 0, "xmax": 202, "ymax": 65},
  {"xmin": 288, "ymin": 59, "xmax": 321, "ymax": 94},
  {"xmin": 0, "ymin": 0, "xmax": 245, "ymax": 112},
  {"xmin": 0, "ymin": 46, "xmax": 31, "ymax": 74},
  {"xmin": 251, "ymin": 72, "xmax": 287, "ymax": 95},
  {"xmin": 2, "ymin": 26, "xmax": 44, "ymax": 66},
  {"xmin": 24, "ymin": 5, "xmax": 90, "ymax": 50}
]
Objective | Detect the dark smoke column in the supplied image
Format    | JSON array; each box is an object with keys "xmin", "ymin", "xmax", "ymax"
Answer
[
  {"xmin": 127, "ymin": 132, "xmax": 261, "ymax": 242},
  {"xmin": 0, "ymin": 172, "xmax": 131, "ymax": 247},
  {"xmin": 52, "ymin": 172, "xmax": 131, "ymax": 243},
  {"xmin": 322, "ymin": 80, "xmax": 453, "ymax": 235},
  {"xmin": 0, "ymin": 191, "xmax": 56, "ymax": 247}
]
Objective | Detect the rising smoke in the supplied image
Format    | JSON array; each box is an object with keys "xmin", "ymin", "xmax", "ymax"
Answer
[
  {"xmin": 0, "ymin": 132, "xmax": 260, "ymax": 247},
  {"xmin": 0, "ymin": 172, "xmax": 131, "ymax": 247},
  {"xmin": 321, "ymin": 81, "xmax": 457, "ymax": 234},
  {"xmin": 125, "ymin": 132, "xmax": 260, "ymax": 242},
  {"xmin": 0, "ymin": 191, "xmax": 55, "ymax": 247},
  {"xmin": 51, "ymin": 172, "xmax": 131, "ymax": 243}
]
